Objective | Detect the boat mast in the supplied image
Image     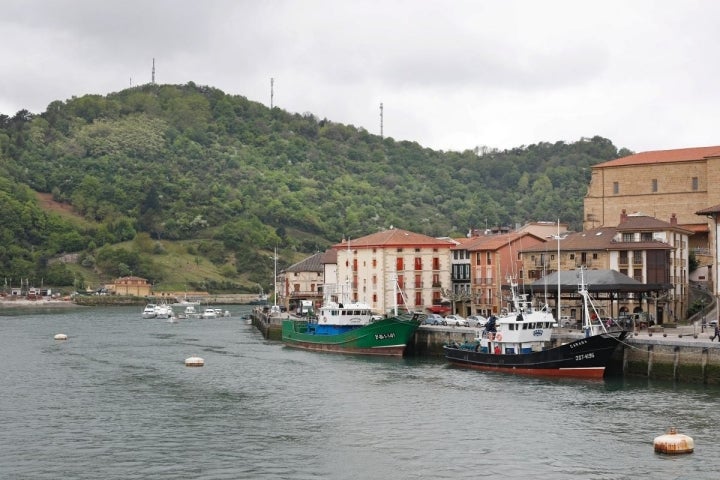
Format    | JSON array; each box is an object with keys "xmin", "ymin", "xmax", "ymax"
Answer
[
  {"xmin": 273, "ymin": 246, "xmax": 278, "ymax": 307},
  {"xmin": 579, "ymin": 267, "xmax": 608, "ymax": 337},
  {"xmin": 557, "ymin": 219, "xmax": 561, "ymax": 321}
]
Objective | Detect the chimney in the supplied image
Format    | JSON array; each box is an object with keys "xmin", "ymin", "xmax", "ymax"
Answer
[
  {"xmin": 670, "ymin": 213, "xmax": 677, "ymax": 226},
  {"xmin": 620, "ymin": 209, "xmax": 628, "ymax": 223}
]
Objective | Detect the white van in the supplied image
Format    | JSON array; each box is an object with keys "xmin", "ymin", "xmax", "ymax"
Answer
[{"xmin": 297, "ymin": 300, "xmax": 314, "ymax": 317}]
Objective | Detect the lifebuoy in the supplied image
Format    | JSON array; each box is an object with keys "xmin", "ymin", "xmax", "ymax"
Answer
[{"xmin": 495, "ymin": 333, "xmax": 503, "ymax": 341}]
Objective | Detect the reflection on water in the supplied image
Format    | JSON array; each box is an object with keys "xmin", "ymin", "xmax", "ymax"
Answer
[{"xmin": 1, "ymin": 305, "xmax": 719, "ymax": 479}]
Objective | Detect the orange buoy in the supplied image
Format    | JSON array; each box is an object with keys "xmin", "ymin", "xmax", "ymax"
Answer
[
  {"xmin": 653, "ymin": 427, "xmax": 694, "ymax": 454},
  {"xmin": 54, "ymin": 333, "xmax": 68, "ymax": 340},
  {"xmin": 185, "ymin": 356, "xmax": 205, "ymax": 367}
]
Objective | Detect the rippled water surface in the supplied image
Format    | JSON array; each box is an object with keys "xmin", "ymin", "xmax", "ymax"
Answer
[{"xmin": 1, "ymin": 306, "xmax": 718, "ymax": 479}]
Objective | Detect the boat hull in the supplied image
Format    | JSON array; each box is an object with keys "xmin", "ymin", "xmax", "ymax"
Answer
[
  {"xmin": 282, "ymin": 315, "xmax": 421, "ymax": 357},
  {"xmin": 444, "ymin": 331, "xmax": 628, "ymax": 379}
]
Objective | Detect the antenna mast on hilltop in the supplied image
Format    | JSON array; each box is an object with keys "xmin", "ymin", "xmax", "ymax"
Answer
[
  {"xmin": 380, "ymin": 102, "xmax": 384, "ymax": 139},
  {"xmin": 270, "ymin": 77, "xmax": 274, "ymax": 108},
  {"xmin": 152, "ymin": 58, "xmax": 156, "ymax": 84}
]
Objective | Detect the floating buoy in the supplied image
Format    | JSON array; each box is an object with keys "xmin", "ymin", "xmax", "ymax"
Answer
[
  {"xmin": 54, "ymin": 333, "xmax": 68, "ymax": 340},
  {"xmin": 654, "ymin": 427, "xmax": 694, "ymax": 454},
  {"xmin": 185, "ymin": 356, "xmax": 204, "ymax": 367}
]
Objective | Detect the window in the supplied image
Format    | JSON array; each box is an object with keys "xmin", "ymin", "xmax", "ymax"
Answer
[
  {"xmin": 415, "ymin": 274, "xmax": 421, "ymax": 288},
  {"xmin": 432, "ymin": 273, "xmax": 440, "ymax": 286},
  {"xmin": 613, "ymin": 181, "xmax": 619, "ymax": 194},
  {"xmin": 432, "ymin": 257, "xmax": 440, "ymax": 269},
  {"xmin": 414, "ymin": 257, "xmax": 422, "ymax": 270},
  {"xmin": 396, "ymin": 257, "xmax": 404, "ymax": 270},
  {"xmin": 622, "ymin": 233, "xmax": 633, "ymax": 242},
  {"xmin": 692, "ymin": 177, "xmax": 699, "ymax": 190},
  {"xmin": 641, "ymin": 232, "xmax": 653, "ymax": 241},
  {"xmin": 397, "ymin": 275, "xmax": 404, "ymax": 288},
  {"xmin": 415, "ymin": 292, "xmax": 422, "ymax": 305},
  {"xmin": 486, "ymin": 252, "xmax": 492, "ymax": 265},
  {"xmin": 651, "ymin": 179, "xmax": 658, "ymax": 192}
]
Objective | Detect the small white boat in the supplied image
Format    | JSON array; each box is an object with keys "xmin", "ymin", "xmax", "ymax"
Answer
[
  {"xmin": 142, "ymin": 304, "xmax": 158, "ymax": 319},
  {"xmin": 154, "ymin": 303, "xmax": 173, "ymax": 319},
  {"xmin": 178, "ymin": 305, "xmax": 201, "ymax": 319},
  {"xmin": 200, "ymin": 308, "xmax": 218, "ymax": 319}
]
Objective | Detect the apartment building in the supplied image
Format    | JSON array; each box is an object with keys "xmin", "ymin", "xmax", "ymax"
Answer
[
  {"xmin": 521, "ymin": 212, "xmax": 691, "ymax": 322},
  {"xmin": 452, "ymin": 231, "xmax": 546, "ymax": 317},
  {"xmin": 333, "ymin": 228, "xmax": 455, "ymax": 315}
]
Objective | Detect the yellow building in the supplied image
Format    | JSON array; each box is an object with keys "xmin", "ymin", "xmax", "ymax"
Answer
[
  {"xmin": 112, "ymin": 276, "xmax": 152, "ymax": 297},
  {"xmin": 583, "ymin": 145, "xmax": 720, "ymax": 252}
]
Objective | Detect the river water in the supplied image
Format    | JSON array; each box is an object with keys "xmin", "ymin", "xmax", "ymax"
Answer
[{"xmin": 1, "ymin": 305, "xmax": 718, "ymax": 479}]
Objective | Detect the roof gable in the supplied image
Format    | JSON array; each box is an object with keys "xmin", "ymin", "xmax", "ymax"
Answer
[
  {"xmin": 284, "ymin": 252, "xmax": 325, "ymax": 273},
  {"xmin": 457, "ymin": 231, "xmax": 544, "ymax": 252}
]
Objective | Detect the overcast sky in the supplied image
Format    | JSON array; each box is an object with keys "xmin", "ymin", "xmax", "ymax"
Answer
[{"xmin": 1, "ymin": 0, "xmax": 718, "ymax": 154}]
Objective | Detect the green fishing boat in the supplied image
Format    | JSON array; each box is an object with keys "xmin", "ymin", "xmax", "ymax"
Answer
[{"xmin": 281, "ymin": 292, "xmax": 422, "ymax": 356}]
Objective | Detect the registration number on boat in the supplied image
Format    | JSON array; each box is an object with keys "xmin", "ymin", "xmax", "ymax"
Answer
[
  {"xmin": 575, "ymin": 352, "xmax": 595, "ymax": 361},
  {"xmin": 375, "ymin": 332, "xmax": 396, "ymax": 340}
]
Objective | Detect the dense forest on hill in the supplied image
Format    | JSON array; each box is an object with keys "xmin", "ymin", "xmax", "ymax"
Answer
[{"xmin": 0, "ymin": 82, "xmax": 630, "ymax": 293}]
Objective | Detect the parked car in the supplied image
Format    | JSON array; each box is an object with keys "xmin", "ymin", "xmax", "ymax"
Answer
[
  {"xmin": 467, "ymin": 315, "xmax": 487, "ymax": 327},
  {"xmin": 443, "ymin": 314, "xmax": 469, "ymax": 327},
  {"xmin": 423, "ymin": 313, "xmax": 444, "ymax": 326}
]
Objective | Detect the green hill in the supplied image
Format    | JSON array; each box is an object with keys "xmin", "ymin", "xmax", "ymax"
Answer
[{"xmin": 0, "ymin": 82, "xmax": 629, "ymax": 294}]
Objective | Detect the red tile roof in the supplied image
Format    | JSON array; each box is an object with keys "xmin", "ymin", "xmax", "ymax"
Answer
[
  {"xmin": 333, "ymin": 228, "xmax": 455, "ymax": 249},
  {"xmin": 594, "ymin": 145, "xmax": 720, "ymax": 168},
  {"xmin": 455, "ymin": 232, "xmax": 542, "ymax": 252}
]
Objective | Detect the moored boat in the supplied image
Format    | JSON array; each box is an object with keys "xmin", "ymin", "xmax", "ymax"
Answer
[
  {"xmin": 200, "ymin": 308, "xmax": 218, "ymax": 319},
  {"xmin": 178, "ymin": 305, "xmax": 201, "ymax": 319},
  {"xmin": 443, "ymin": 270, "xmax": 628, "ymax": 378},
  {"xmin": 281, "ymin": 283, "xmax": 422, "ymax": 356},
  {"xmin": 141, "ymin": 304, "xmax": 157, "ymax": 319},
  {"xmin": 154, "ymin": 303, "xmax": 173, "ymax": 319}
]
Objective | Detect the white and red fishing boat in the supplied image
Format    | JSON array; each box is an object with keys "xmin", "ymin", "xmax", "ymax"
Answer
[{"xmin": 444, "ymin": 269, "xmax": 628, "ymax": 379}]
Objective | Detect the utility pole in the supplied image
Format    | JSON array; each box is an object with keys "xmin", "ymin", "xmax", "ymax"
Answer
[
  {"xmin": 151, "ymin": 58, "xmax": 156, "ymax": 84},
  {"xmin": 270, "ymin": 78, "xmax": 274, "ymax": 109},
  {"xmin": 379, "ymin": 102, "xmax": 384, "ymax": 139}
]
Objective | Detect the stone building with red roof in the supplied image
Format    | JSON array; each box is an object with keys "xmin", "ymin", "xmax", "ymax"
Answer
[{"xmin": 584, "ymin": 145, "xmax": 720, "ymax": 253}]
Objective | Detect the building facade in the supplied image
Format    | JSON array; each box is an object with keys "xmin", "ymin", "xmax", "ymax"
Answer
[
  {"xmin": 112, "ymin": 276, "xmax": 152, "ymax": 296},
  {"xmin": 333, "ymin": 228, "xmax": 455, "ymax": 315},
  {"xmin": 583, "ymin": 145, "xmax": 720, "ymax": 253},
  {"xmin": 452, "ymin": 231, "xmax": 546, "ymax": 317},
  {"xmin": 521, "ymin": 212, "xmax": 691, "ymax": 322},
  {"xmin": 278, "ymin": 251, "xmax": 326, "ymax": 310}
]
